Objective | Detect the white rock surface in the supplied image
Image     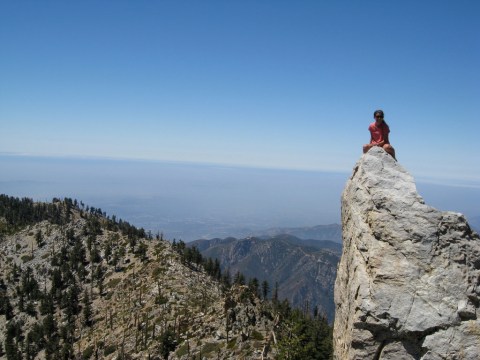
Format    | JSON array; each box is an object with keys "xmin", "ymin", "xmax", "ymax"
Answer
[{"xmin": 334, "ymin": 147, "xmax": 480, "ymax": 359}]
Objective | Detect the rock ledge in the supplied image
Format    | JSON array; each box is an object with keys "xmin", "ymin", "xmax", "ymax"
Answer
[{"xmin": 334, "ymin": 147, "xmax": 480, "ymax": 359}]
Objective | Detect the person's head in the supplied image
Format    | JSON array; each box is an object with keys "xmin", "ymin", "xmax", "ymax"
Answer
[{"xmin": 373, "ymin": 110, "xmax": 386, "ymax": 125}]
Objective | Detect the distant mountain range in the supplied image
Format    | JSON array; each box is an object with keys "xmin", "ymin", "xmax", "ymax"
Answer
[
  {"xmin": 249, "ymin": 223, "xmax": 342, "ymax": 243},
  {"xmin": 469, "ymin": 215, "xmax": 480, "ymax": 233},
  {"xmin": 160, "ymin": 222, "xmax": 343, "ymax": 243},
  {"xmin": 191, "ymin": 233, "xmax": 341, "ymax": 322}
]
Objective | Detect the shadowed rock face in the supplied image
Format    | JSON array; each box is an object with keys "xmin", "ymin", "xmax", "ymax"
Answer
[{"xmin": 334, "ymin": 147, "xmax": 480, "ymax": 360}]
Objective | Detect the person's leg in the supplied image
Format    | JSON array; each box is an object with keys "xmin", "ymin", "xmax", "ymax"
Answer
[
  {"xmin": 363, "ymin": 144, "xmax": 374, "ymax": 153},
  {"xmin": 383, "ymin": 144, "xmax": 396, "ymax": 160}
]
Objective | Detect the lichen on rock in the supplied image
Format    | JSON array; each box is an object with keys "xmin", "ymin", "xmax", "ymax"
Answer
[{"xmin": 334, "ymin": 147, "xmax": 480, "ymax": 359}]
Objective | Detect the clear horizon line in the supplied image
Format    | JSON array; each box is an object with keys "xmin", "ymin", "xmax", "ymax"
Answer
[
  {"xmin": 2, "ymin": 151, "xmax": 480, "ymax": 188},
  {"xmin": 0, "ymin": 151, "xmax": 351, "ymax": 175}
]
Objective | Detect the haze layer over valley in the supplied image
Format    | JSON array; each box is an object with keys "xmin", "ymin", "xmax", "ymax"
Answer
[
  {"xmin": 0, "ymin": 155, "xmax": 346, "ymax": 241},
  {"xmin": 2, "ymin": 155, "xmax": 479, "ymax": 240}
]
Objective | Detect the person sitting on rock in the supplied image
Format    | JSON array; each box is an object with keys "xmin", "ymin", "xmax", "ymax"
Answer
[{"xmin": 363, "ymin": 109, "xmax": 396, "ymax": 160}]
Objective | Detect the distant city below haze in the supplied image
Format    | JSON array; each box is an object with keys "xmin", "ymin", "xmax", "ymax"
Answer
[{"xmin": 1, "ymin": 154, "xmax": 479, "ymax": 241}]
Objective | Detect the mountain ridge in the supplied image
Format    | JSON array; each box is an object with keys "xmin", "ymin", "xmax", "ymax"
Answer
[
  {"xmin": 247, "ymin": 224, "xmax": 342, "ymax": 243},
  {"xmin": 191, "ymin": 234, "xmax": 341, "ymax": 322},
  {"xmin": 0, "ymin": 194, "xmax": 333, "ymax": 359}
]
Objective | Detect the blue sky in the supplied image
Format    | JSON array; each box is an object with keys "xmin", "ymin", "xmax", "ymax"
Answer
[{"xmin": 1, "ymin": 1, "xmax": 479, "ymax": 182}]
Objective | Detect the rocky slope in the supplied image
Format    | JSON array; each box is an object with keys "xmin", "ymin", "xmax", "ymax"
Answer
[
  {"xmin": 192, "ymin": 235, "xmax": 340, "ymax": 322},
  {"xmin": 334, "ymin": 147, "xmax": 480, "ymax": 359},
  {"xmin": 0, "ymin": 198, "xmax": 279, "ymax": 359},
  {"xmin": 1, "ymin": 196, "xmax": 333, "ymax": 359}
]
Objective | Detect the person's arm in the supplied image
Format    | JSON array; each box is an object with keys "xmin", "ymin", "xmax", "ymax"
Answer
[
  {"xmin": 368, "ymin": 125, "xmax": 375, "ymax": 144},
  {"xmin": 383, "ymin": 132, "xmax": 390, "ymax": 145}
]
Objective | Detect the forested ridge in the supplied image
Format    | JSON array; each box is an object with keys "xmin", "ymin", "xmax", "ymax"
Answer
[
  {"xmin": 0, "ymin": 194, "xmax": 333, "ymax": 359},
  {"xmin": 0, "ymin": 194, "xmax": 146, "ymax": 239}
]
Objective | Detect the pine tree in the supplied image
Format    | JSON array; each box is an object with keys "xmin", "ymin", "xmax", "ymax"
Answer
[
  {"xmin": 112, "ymin": 250, "xmax": 120, "ymax": 271},
  {"xmin": 221, "ymin": 269, "xmax": 231, "ymax": 289},
  {"xmin": 233, "ymin": 271, "xmax": 245, "ymax": 285},
  {"xmin": 25, "ymin": 300, "xmax": 36, "ymax": 316},
  {"xmin": 0, "ymin": 292, "xmax": 14, "ymax": 319},
  {"xmin": 248, "ymin": 277, "xmax": 259, "ymax": 297},
  {"xmin": 273, "ymin": 281, "xmax": 279, "ymax": 303},
  {"xmin": 43, "ymin": 314, "xmax": 59, "ymax": 360},
  {"xmin": 261, "ymin": 280, "xmax": 270, "ymax": 300},
  {"xmin": 90, "ymin": 243, "xmax": 102, "ymax": 263},
  {"xmin": 158, "ymin": 328, "xmax": 177, "ymax": 359},
  {"xmin": 213, "ymin": 258, "xmax": 221, "ymax": 280},
  {"xmin": 62, "ymin": 281, "xmax": 80, "ymax": 321},
  {"xmin": 4, "ymin": 321, "xmax": 22, "ymax": 360},
  {"xmin": 104, "ymin": 241, "xmax": 112, "ymax": 262},
  {"xmin": 35, "ymin": 229, "xmax": 44, "ymax": 247},
  {"xmin": 136, "ymin": 241, "xmax": 148, "ymax": 261},
  {"xmin": 83, "ymin": 290, "xmax": 93, "ymax": 326},
  {"xmin": 26, "ymin": 323, "xmax": 44, "ymax": 357}
]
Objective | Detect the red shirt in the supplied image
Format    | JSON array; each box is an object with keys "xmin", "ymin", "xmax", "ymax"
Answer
[{"xmin": 369, "ymin": 121, "xmax": 390, "ymax": 144}]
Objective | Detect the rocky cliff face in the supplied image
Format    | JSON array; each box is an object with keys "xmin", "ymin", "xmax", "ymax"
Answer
[{"xmin": 334, "ymin": 147, "xmax": 480, "ymax": 359}]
